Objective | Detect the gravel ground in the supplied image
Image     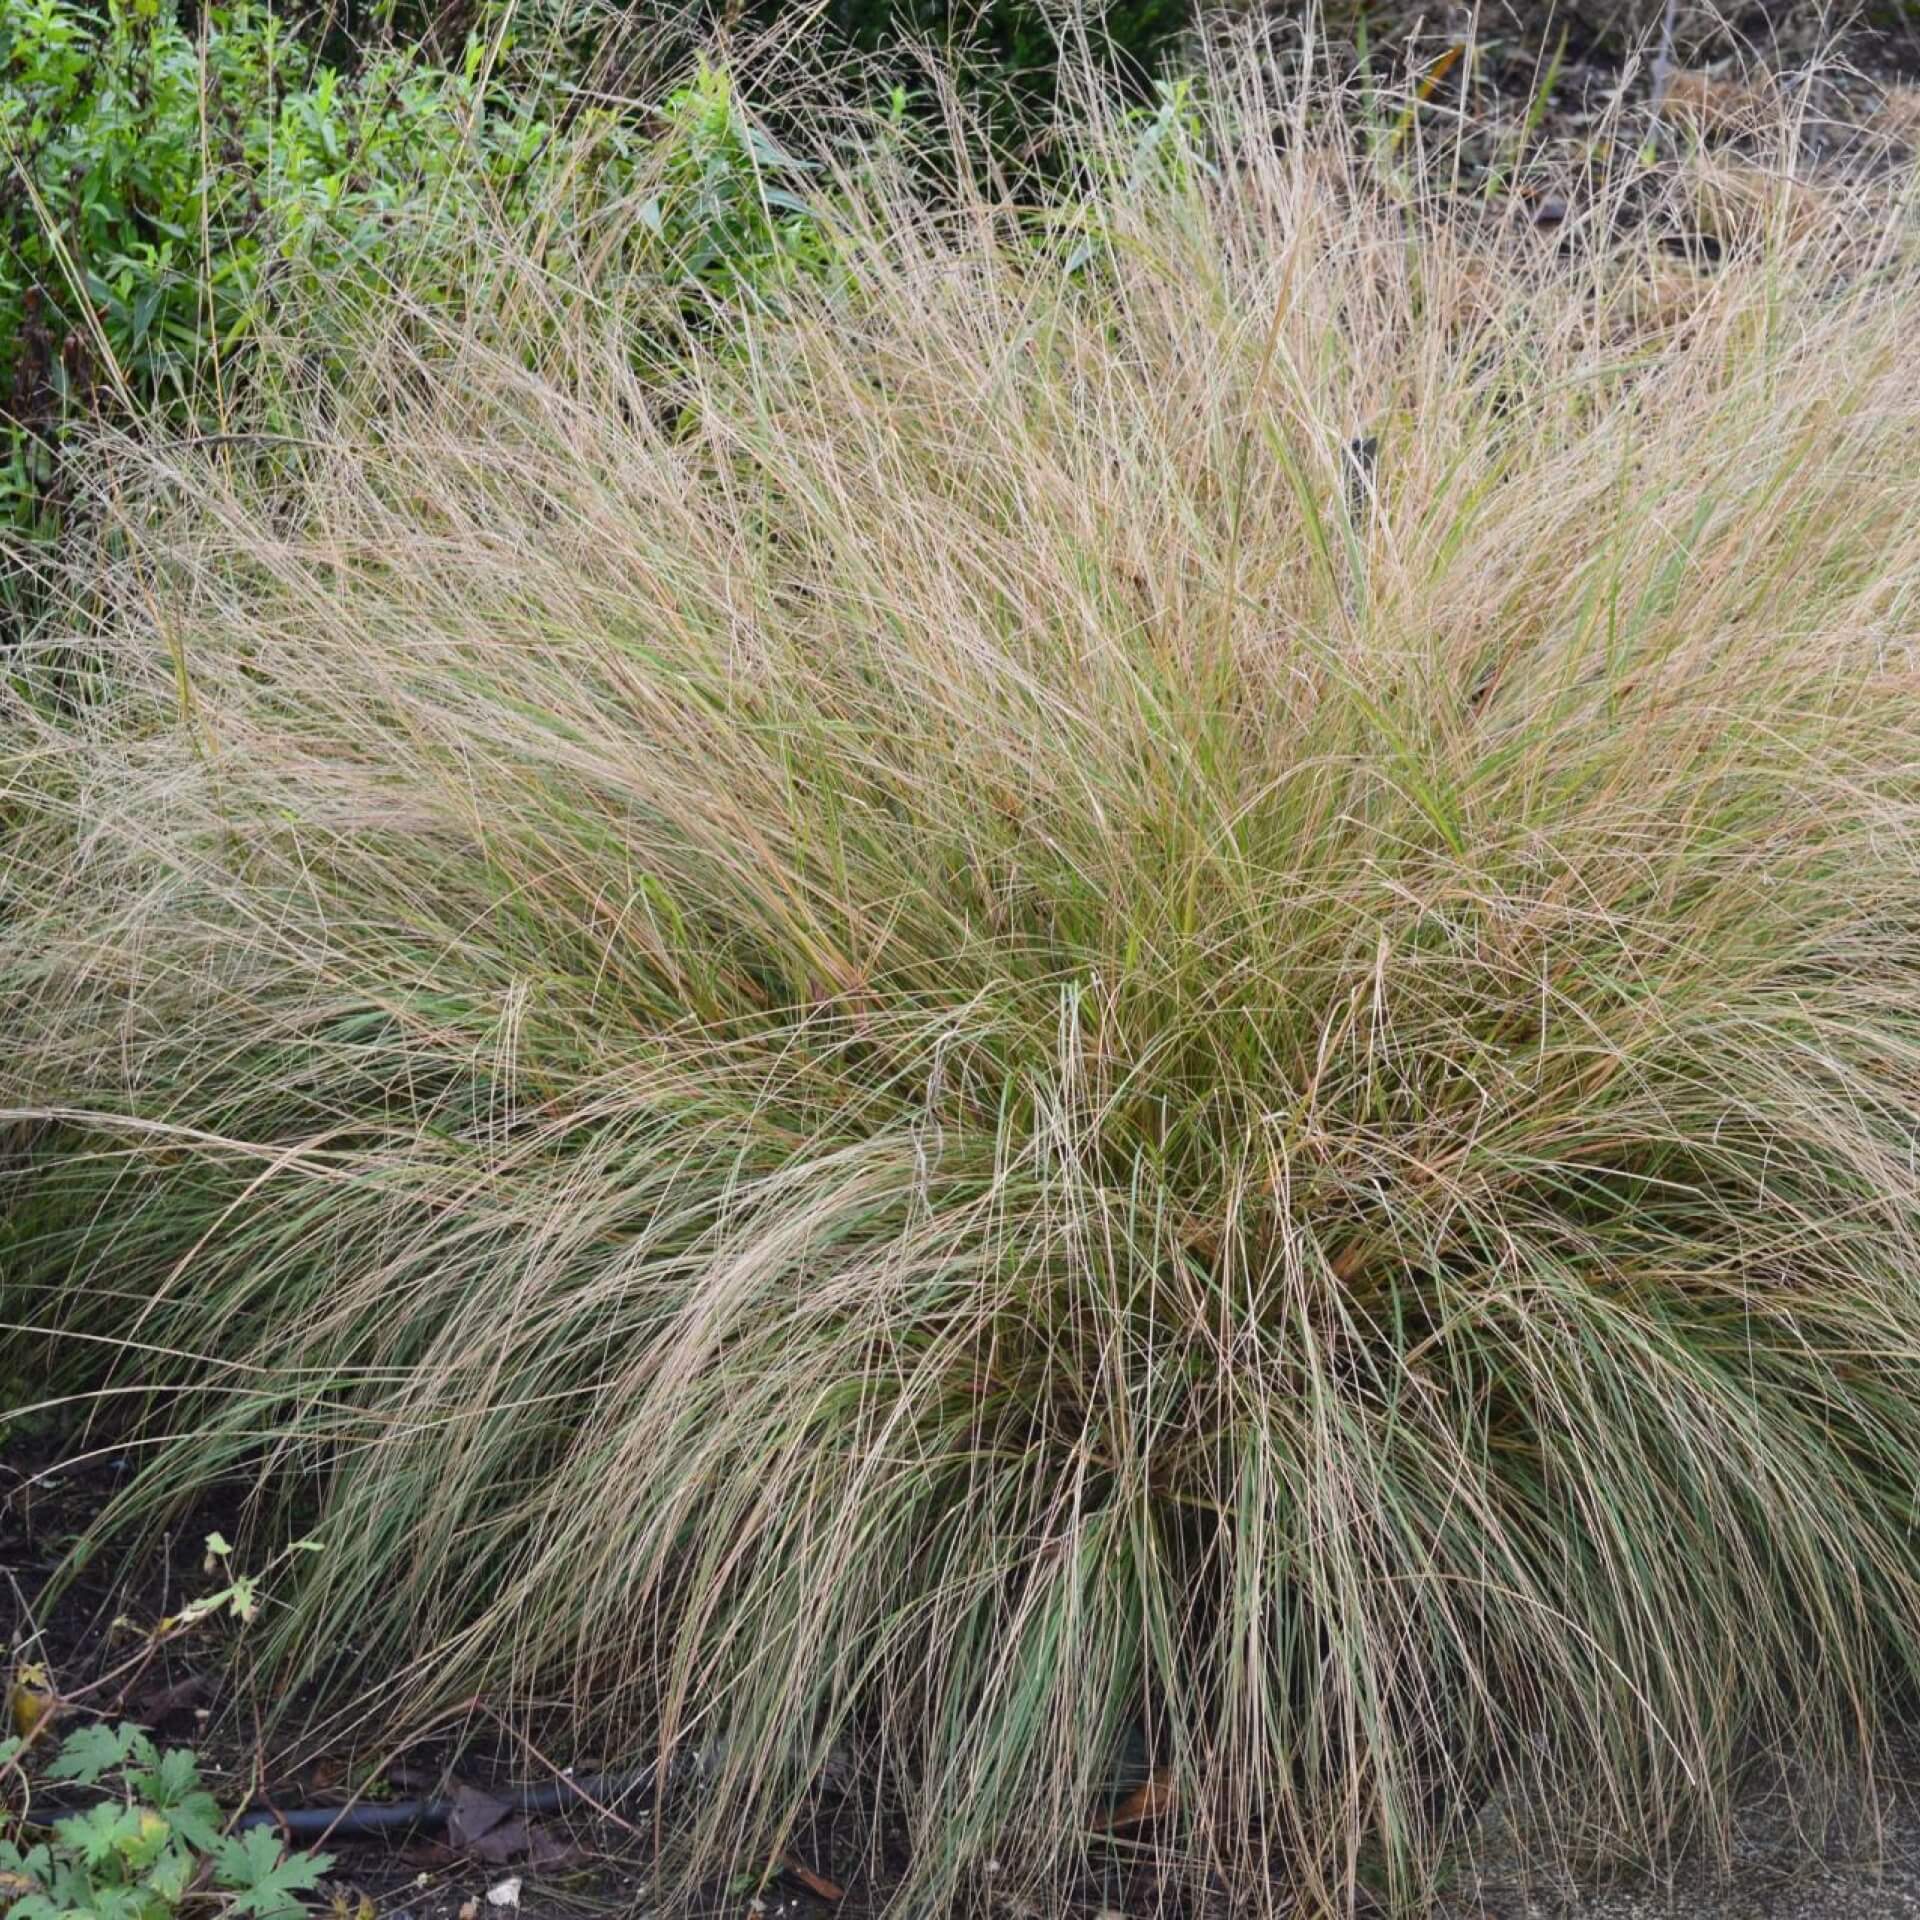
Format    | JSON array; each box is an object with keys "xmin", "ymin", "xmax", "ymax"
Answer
[{"xmin": 1446, "ymin": 1747, "xmax": 1920, "ymax": 1919}]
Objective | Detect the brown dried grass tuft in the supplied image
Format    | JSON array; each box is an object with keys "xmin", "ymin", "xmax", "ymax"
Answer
[{"xmin": 8, "ymin": 32, "xmax": 1920, "ymax": 1916}]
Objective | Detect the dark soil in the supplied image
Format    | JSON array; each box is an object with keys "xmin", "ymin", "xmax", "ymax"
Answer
[
  {"xmin": 3, "ymin": 1420, "xmax": 679, "ymax": 1920},
  {"xmin": 1321, "ymin": 0, "xmax": 1920, "ymax": 186}
]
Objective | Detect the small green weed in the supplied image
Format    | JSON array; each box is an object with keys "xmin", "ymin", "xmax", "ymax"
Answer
[{"xmin": 0, "ymin": 1723, "xmax": 331, "ymax": 1920}]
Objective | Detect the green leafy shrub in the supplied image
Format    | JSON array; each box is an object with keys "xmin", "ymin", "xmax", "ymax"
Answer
[
  {"xmin": 643, "ymin": 64, "xmax": 841, "ymax": 305},
  {"xmin": 0, "ymin": 4, "xmax": 849, "ymax": 603},
  {"xmin": 0, "ymin": 1724, "xmax": 330, "ymax": 1920},
  {"xmin": 0, "ymin": 0, "xmax": 563, "ymax": 556}
]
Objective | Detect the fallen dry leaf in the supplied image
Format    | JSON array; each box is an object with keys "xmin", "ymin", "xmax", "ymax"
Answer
[
  {"xmin": 1093, "ymin": 1765, "xmax": 1176, "ymax": 1831},
  {"xmin": 779, "ymin": 1852, "xmax": 845, "ymax": 1902},
  {"xmin": 447, "ymin": 1785, "xmax": 513, "ymax": 1853},
  {"xmin": 471, "ymin": 1818, "xmax": 533, "ymax": 1866},
  {"xmin": 1663, "ymin": 67, "xmax": 1776, "ymax": 135},
  {"xmin": 445, "ymin": 1782, "xmax": 585, "ymax": 1867},
  {"xmin": 7, "ymin": 1664, "xmax": 55, "ymax": 1740},
  {"xmin": 521, "ymin": 1823, "xmax": 592, "ymax": 1872}
]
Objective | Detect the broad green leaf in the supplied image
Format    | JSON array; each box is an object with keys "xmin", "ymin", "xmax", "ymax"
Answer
[
  {"xmin": 214, "ymin": 1828, "xmax": 334, "ymax": 1919},
  {"xmin": 44, "ymin": 1722, "xmax": 143, "ymax": 1785},
  {"xmin": 117, "ymin": 1809, "xmax": 173, "ymax": 1871},
  {"xmin": 143, "ymin": 1846, "xmax": 195, "ymax": 1904},
  {"xmin": 54, "ymin": 1801, "xmax": 146, "ymax": 1869}
]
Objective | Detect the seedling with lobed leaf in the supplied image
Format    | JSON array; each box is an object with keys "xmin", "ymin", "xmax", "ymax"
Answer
[{"xmin": 0, "ymin": 1723, "xmax": 331, "ymax": 1920}]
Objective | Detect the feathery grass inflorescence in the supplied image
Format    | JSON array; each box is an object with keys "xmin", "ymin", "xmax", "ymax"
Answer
[{"xmin": 7, "ymin": 35, "xmax": 1920, "ymax": 1913}]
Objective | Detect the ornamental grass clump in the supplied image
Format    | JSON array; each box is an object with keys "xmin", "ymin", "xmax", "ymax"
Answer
[{"xmin": 7, "ymin": 40, "xmax": 1920, "ymax": 1915}]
